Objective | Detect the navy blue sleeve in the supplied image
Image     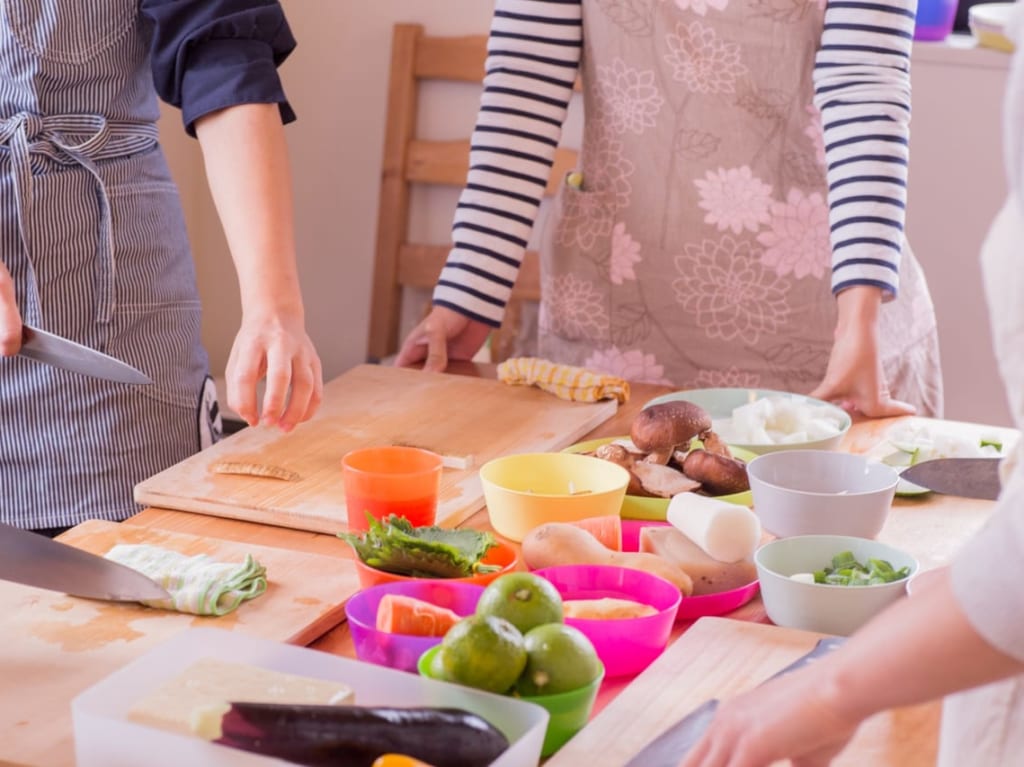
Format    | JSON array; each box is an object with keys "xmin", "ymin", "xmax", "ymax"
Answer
[{"xmin": 141, "ymin": 0, "xmax": 297, "ymax": 137}]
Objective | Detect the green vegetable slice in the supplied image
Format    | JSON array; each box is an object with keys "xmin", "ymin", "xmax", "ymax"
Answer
[
  {"xmin": 813, "ymin": 550, "xmax": 910, "ymax": 587},
  {"xmin": 339, "ymin": 515, "xmax": 499, "ymax": 578}
]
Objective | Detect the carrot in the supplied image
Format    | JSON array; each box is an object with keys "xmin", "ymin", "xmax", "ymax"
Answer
[
  {"xmin": 567, "ymin": 515, "xmax": 622, "ymax": 551},
  {"xmin": 375, "ymin": 594, "xmax": 461, "ymax": 637}
]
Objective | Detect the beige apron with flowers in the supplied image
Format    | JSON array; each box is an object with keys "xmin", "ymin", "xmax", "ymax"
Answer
[{"xmin": 535, "ymin": 0, "xmax": 943, "ymax": 414}]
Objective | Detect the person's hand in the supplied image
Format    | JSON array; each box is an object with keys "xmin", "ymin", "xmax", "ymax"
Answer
[
  {"xmin": 0, "ymin": 262, "xmax": 22, "ymax": 356},
  {"xmin": 225, "ymin": 311, "xmax": 322, "ymax": 432},
  {"xmin": 810, "ymin": 287, "xmax": 914, "ymax": 418},
  {"xmin": 678, "ymin": 665, "xmax": 861, "ymax": 767},
  {"xmin": 394, "ymin": 305, "xmax": 491, "ymax": 372}
]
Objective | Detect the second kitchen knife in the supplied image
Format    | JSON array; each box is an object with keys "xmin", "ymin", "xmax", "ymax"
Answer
[
  {"xmin": 898, "ymin": 457, "xmax": 1003, "ymax": 501},
  {"xmin": 624, "ymin": 636, "xmax": 846, "ymax": 766}
]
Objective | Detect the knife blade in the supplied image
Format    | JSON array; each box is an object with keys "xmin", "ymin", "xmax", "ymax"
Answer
[
  {"xmin": 0, "ymin": 522, "xmax": 170, "ymax": 602},
  {"xmin": 18, "ymin": 324, "xmax": 152, "ymax": 385},
  {"xmin": 624, "ymin": 636, "xmax": 846, "ymax": 766},
  {"xmin": 899, "ymin": 457, "xmax": 1003, "ymax": 500}
]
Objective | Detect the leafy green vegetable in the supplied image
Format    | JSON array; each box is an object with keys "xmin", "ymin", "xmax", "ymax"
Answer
[
  {"xmin": 980, "ymin": 438, "xmax": 1004, "ymax": 451},
  {"xmin": 338, "ymin": 514, "xmax": 499, "ymax": 578},
  {"xmin": 813, "ymin": 550, "xmax": 910, "ymax": 587}
]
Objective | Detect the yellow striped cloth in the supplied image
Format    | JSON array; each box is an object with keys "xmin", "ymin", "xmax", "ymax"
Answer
[{"xmin": 497, "ymin": 357, "xmax": 630, "ymax": 404}]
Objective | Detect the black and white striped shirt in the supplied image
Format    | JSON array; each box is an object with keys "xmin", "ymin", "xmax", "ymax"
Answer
[{"xmin": 433, "ymin": 0, "xmax": 916, "ymax": 328}]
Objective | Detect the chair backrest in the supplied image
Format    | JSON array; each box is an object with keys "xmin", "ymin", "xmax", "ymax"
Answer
[{"xmin": 367, "ymin": 23, "xmax": 579, "ymax": 363}]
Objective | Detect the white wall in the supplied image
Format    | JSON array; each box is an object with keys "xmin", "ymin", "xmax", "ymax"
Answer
[{"xmin": 159, "ymin": 6, "xmax": 1015, "ymax": 427}]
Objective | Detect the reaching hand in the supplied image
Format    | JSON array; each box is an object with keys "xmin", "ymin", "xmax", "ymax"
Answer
[
  {"xmin": 0, "ymin": 262, "xmax": 22, "ymax": 356},
  {"xmin": 394, "ymin": 305, "xmax": 491, "ymax": 372},
  {"xmin": 677, "ymin": 664, "xmax": 860, "ymax": 767},
  {"xmin": 225, "ymin": 312, "xmax": 323, "ymax": 432}
]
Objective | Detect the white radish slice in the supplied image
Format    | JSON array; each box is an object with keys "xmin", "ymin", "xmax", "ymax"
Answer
[{"xmin": 666, "ymin": 493, "xmax": 761, "ymax": 563}]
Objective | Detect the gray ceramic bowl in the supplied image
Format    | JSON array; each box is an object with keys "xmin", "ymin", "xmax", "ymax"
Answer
[
  {"xmin": 755, "ymin": 534, "xmax": 918, "ymax": 636},
  {"xmin": 747, "ymin": 450, "xmax": 898, "ymax": 539}
]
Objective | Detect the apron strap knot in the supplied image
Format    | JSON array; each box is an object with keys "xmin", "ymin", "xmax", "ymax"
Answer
[{"xmin": 0, "ymin": 111, "xmax": 158, "ymax": 326}]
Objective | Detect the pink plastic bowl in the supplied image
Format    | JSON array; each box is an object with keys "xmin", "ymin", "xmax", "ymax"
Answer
[
  {"xmin": 532, "ymin": 564, "xmax": 681, "ymax": 678},
  {"xmin": 344, "ymin": 580, "xmax": 484, "ymax": 673},
  {"xmin": 621, "ymin": 520, "xmax": 761, "ymax": 621}
]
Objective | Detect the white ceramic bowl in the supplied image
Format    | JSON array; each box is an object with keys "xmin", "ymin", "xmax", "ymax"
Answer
[
  {"xmin": 747, "ymin": 450, "xmax": 898, "ymax": 539},
  {"xmin": 755, "ymin": 535, "xmax": 918, "ymax": 636},
  {"xmin": 643, "ymin": 388, "xmax": 852, "ymax": 455}
]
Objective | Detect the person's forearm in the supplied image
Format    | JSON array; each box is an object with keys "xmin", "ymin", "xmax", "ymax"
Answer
[
  {"xmin": 194, "ymin": 102, "xmax": 304, "ymax": 320},
  {"xmin": 833, "ymin": 285, "xmax": 882, "ymax": 335},
  {"xmin": 819, "ymin": 568, "xmax": 1024, "ymax": 722}
]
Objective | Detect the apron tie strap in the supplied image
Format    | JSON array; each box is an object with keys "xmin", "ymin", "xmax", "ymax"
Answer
[{"xmin": 0, "ymin": 112, "xmax": 159, "ymax": 325}]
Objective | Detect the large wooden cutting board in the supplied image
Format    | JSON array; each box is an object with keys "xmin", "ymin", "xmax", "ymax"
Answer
[
  {"xmin": 546, "ymin": 617, "xmax": 939, "ymax": 766},
  {"xmin": 0, "ymin": 520, "xmax": 360, "ymax": 766},
  {"xmin": 135, "ymin": 364, "xmax": 619, "ymax": 533}
]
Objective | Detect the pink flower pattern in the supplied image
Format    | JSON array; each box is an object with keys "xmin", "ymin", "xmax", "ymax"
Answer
[
  {"xmin": 584, "ymin": 346, "xmax": 674, "ymax": 385},
  {"xmin": 687, "ymin": 367, "xmax": 762, "ymax": 389},
  {"xmin": 694, "ymin": 166, "xmax": 774, "ymax": 234},
  {"xmin": 673, "ymin": 235, "xmax": 792, "ymax": 344},
  {"xmin": 757, "ymin": 189, "xmax": 831, "ymax": 279},
  {"xmin": 540, "ymin": 274, "xmax": 611, "ymax": 342},
  {"xmin": 610, "ymin": 222, "xmax": 642, "ymax": 285},
  {"xmin": 804, "ymin": 103, "xmax": 826, "ymax": 166},
  {"xmin": 664, "ymin": 22, "xmax": 747, "ymax": 94},
  {"xmin": 596, "ymin": 59, "xmax": 665, "ymax": 135}
]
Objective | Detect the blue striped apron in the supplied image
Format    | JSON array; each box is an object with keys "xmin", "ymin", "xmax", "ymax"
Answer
[{"xmin": 0, "ymin": 0, "xmax": 220, "ymax": 529}]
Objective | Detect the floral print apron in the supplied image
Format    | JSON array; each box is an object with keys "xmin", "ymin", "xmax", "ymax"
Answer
[{"xmin": 534, "ymin": 0, "xmax": 943, "ymax": 415}]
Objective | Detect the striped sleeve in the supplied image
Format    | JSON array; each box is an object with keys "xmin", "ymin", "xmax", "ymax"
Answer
[
  {"xmin": 432, "ymin": 0, "xmax": 583, "ymax": 327},
  {"xmin": 814, "ymin": 0, "xmax": 916, "ymax": 298}
]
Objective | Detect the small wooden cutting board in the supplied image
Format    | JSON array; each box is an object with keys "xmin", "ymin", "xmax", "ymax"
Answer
[
  {"xmin": 0, "ymin": 520, "xmax": 360, "ymax": 766},
  {"xmin": 134, "ymin": 364, "xmax": 619, "ymax": 534},
  {"xmin": 546, "ymin": 617, "xmax": 939, "ymax": 766}
]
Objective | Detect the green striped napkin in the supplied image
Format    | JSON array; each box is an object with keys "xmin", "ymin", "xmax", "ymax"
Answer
[{"xmin": 105, "ymin": 544, "xmax": 268, "ymax": 616}]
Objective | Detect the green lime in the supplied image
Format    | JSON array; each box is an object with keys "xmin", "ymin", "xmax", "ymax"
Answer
[
  {"xmin": 438, "ymin": 615, "xmax": 526, "ymax": 694},
  {"xmin": 515, "ymin": 623, "xmax": 601, "ymax": 697},
  {"xmin": 475, "ymin": 572, "xmax": 564, "ymax": 634}
]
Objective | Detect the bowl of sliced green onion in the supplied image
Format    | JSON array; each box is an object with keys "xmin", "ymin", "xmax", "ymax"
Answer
[{"xmin": 755, "ymin": 535, "xmax": 918, "ymax": 636}]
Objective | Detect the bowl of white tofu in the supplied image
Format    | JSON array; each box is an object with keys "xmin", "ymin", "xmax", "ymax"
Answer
[{"xmin": 643, "ymin": 388, "xmax": 852, "ymax": 455}]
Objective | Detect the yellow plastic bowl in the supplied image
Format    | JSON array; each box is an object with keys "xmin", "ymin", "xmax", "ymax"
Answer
[{"xmin": 480, "ymin": 452, "xmax": 630, "ymax": 542}]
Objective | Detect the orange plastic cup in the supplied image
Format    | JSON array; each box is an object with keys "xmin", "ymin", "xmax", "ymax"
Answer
[{"xmin": 342, "ymin": 446, "xmax": 443, "ymax": 531}]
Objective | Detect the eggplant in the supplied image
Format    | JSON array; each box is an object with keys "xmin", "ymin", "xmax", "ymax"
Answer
[{"xmin": 204, "ymin": 702, "xmax": 510, "ymax": 767}]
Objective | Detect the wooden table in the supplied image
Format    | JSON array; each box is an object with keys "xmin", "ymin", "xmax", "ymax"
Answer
[
  {"xmin": 123, "ymin": 367, "xmax": 1015, "ymax": 760},
  {"xmin": 7, "ymin": 363, "xmax": 1013, "ymax": 765}
]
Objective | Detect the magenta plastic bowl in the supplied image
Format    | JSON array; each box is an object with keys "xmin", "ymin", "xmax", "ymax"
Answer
[
  {"xmin": 344, "ymin": 580, "xmax": 484, "ymax": 673},
  {"xmin": 532, "ymin": 564, "xmax": 681, "ymax": 678},
  {"xmin": 622, "ymin": 519, "xmax": 761, "ymax": 621}
]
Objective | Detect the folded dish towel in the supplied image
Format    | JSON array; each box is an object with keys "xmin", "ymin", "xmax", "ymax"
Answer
[
  {"xmin": 497, "ymin": 357, "xmax": 630, "ymax": 404},
  {"xmin": 105, "ymin": 544, "xmax": 268, "ymax": 616}
]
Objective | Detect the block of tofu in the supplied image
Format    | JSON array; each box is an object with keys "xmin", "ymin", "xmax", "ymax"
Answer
[
  {"xmin": 563, "ymin": 597, "xmax": 658, "ymax": 620},
  {"xmin": 639, "ymin": 526, "xmax": 757, "ymax": 596},
  {"xmin": 127, "ymin": 658, "xmax": 355, "ymax": 735}
]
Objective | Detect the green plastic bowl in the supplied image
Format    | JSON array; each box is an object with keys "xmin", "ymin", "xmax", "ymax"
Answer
[
  {"xmin": 418, "ymin": 645, "xmax": 604, "ymax": 757},
  {"xmin": 562, "ymin": 436, "xmax": 756, "ymax": 520}
]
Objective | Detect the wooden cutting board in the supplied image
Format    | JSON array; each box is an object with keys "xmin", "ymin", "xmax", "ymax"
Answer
[
  {"xmin": 134, "ymin": 364, "xmax": 619, "ymax": 533},
  {"xmin": 546, "ymin": 617, "xmax": 939, "ymax": 766},
  {"xmin": 0, "ymin": 520, "xmax": 360, "ymax": 766}
]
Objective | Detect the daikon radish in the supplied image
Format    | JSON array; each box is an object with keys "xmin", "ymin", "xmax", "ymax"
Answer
[
  {"xmin": 639, "ymin": 527, "xmax": 757, "ymax": 595},
  {"xmin": 666, "ymin": 493, "xmax": 761, "ymax": 563},
  {"xmin": 567, "ymin": 515, "xmax": 623, "ymax": 551},
  {"xmin": 375, "ymin": 594, "xmax": 461, "ymax": 637}
]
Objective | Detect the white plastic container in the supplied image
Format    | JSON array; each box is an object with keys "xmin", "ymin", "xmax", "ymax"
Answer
[{"xmin": 72, "ymin": 627, "xmax": 548, "ymax": 767}]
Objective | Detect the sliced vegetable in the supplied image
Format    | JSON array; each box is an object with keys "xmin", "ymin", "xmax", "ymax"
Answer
[
  {"xmin": 812, "ymin": 551, "xmax": 910, "ymax": 586},
  {"xmin": 339, "ymin": 515, "xmax": 498, "ymax": 578},
  {"xmin": 567, "ymin": 515, "xmax": 623, "ymax": 551},
  {"xmin": 199, "ymin": 702, "xmax": 509, "ymax": 767},
  {"xmin": 375, "ymin": 594, "xmax": 461, "ymax": 637}
]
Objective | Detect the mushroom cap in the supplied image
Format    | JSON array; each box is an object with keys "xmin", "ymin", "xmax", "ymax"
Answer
[{"xmin": 630, "ymin": 400, "xmax": 713, "ymax": 452}]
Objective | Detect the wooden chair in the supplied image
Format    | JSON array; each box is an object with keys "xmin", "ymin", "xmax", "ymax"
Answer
[{"xmin": 366, "ymin": 23, "xmax": 579, "ymax": 364}]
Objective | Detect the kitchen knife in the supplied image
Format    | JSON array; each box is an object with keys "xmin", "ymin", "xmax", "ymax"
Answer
[
  {"xmin": 624, "ymin": 636, "xmax": 846, "ymax": 766},
  {"xmin": 899, "ymin": 457, "xmax": 1003, "ymax": 501},
  {"xmin": 0, "ymin": 522, "xmax": 170, "ymax": 602},
  {"xmin": 18, "ymin": 324, "xmax": 152, "ymax": 385}
]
